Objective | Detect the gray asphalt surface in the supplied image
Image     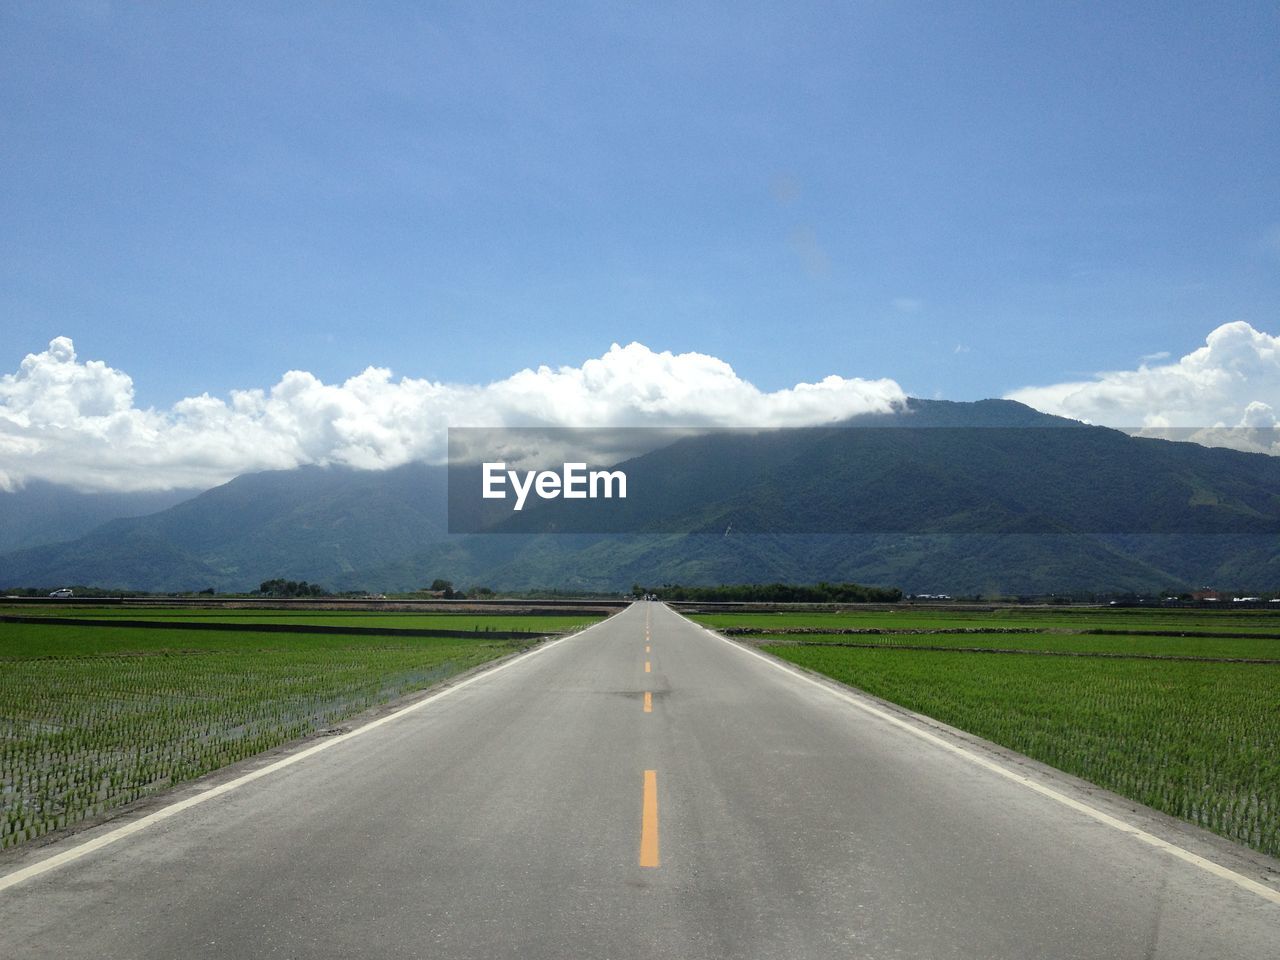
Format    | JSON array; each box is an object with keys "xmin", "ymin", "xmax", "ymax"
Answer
[{"xmin": 1, "ymin": 601, "xmax": 1277, "ymax": 958}]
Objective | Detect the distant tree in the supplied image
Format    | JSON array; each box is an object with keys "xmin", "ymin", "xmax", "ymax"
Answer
[
  {"xmin": 257, "ymin": 578, "xmax": 330, "ymax": 598},
  {"xmin": 637, "ymin": 581, "xmax": 902, "ymax": 604},
  {"xmin": 425, "ymin": 578, "xmax": 464, "ymax": 598}
]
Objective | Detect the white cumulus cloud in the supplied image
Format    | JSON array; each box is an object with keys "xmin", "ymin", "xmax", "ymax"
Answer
[
  {"xmin": 0, "ymin": 338, "xmax": 906, "ymax": 492},
  {"xmin": 1006, "ymin": 321, "xmax": 1280, "ymax": 454}
]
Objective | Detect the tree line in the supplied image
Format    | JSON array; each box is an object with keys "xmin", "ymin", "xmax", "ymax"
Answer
[
  {"xmin": 256, "ymin": 578, "xmax": 330, "ymax": 598},
  {"xmin": 634, "ymin": 581, "xmax": 902, "ymax": 603}
]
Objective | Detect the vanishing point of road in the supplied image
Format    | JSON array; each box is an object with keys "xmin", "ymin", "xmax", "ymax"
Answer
[{"xmin": 1, "ymin": 602, "xmax": 1277, "ymax": 958}]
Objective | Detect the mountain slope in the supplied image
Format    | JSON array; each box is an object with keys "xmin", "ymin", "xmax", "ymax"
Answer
[
  {"xmin": 0, "ymin": 482, "xmax": 199, "ymax": 553},
  {"xmin": 0, "ymin": 463, "xmax": 448, "ymax": 592},
  {"xmin": 484, "ymin": 399, "xmax": 1280, "ymax": 537},
  {"xmin": 3, "ymin": 399, "xmax": 1278, "ymax": 594}
]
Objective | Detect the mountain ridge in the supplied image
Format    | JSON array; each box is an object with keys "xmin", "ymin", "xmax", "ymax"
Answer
[{"xmin": 3, "ymin": 399, "xmax": 1278, "ymax": 595}]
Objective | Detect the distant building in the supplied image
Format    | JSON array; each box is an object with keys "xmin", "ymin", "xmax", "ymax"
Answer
[{"xmin": 1191, "ymin": 588, "xmax": 1222, "ymax": 602}]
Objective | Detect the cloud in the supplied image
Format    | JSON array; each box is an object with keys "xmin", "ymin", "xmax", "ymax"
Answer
[
  {"xmin": 0, "ymin": 339, "xmax": 906, "ymax": 492},
  {"xmin": 1006, "ymin": 321, "xmax": 1280, "ymax": 454},
  {"xmin": 891, "ymin": 297, "xmax": 923, "ymax": 314}
]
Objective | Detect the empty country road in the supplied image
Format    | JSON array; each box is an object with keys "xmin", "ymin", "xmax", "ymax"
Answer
[{"xmin": 1, "ymin": 602, "xmax": 1277, "ymax": 959}]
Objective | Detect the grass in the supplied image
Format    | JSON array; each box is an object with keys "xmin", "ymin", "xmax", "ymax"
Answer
[
  {"xmin": 741, "ymin": 631, "xmax": 1280, "ymax": 660},
  {"xmin": 4, "ymin": 606, "xmax": 605, "ymax": 635},
  {"xmin": 685, "ymin": 605, "xmax": 1280, "ymax": 858},
  {"xmin": 0, "ymin": 622, "xmax": 545, "ymax": 849},
  {"xmin": 766, "ymin": 644, "xmax": 1280, "ymax": 857},
  {"xmin": 691, "ymin": 608, "xmax": 1280, "ymax": 636}
]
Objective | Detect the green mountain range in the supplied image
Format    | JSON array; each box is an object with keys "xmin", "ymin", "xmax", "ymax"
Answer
[{"xmin": 3, "ymin": 399, "xmax": 1278, "ymax": 595}]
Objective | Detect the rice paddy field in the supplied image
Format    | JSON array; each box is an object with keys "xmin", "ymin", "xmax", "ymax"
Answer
[
  {"xmin": 688, "ymin": 605, "xmax": 1280, "ymax": 858},
  {"xmin": 0, "ymin": 609, "xmax": 603, "ymax": 850},
  {"xmin": 693, "ymin": 607, "xmax": 1280, "ymax": 636},
  {"xmin": 4, "ymin": 607, "xmax": 603, "ymax": 635}
]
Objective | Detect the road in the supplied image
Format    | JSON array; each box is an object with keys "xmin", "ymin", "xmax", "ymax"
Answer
[{"xmin": 1, "ymin": 601, "xmax": 1277, "ymax": 958}]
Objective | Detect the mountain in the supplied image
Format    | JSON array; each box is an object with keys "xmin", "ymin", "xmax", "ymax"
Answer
[
  {"xmin": 0, "ymin": 463, "xmax": 448, "ymax": 593},
  {"xmin": 476, "ymin": 402, "xmax": 1279, "ymax": 537},
  {"xmin": 0, "ymin": 481, "xmax": 199, "ymax": 553},
  {"xmin": 3, "ymin": 399, "xmax": 1279, "ymax": 595}
]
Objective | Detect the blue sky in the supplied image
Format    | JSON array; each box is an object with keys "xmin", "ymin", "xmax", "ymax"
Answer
[{"xmin": 3, "ymin": 1, "xmax": 1278, "ymax": 412}]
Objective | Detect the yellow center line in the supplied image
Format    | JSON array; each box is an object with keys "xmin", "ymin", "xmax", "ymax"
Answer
[
  {"xmin": 645, "ymin": 644, "xmax": 650, "ymax": 653},
  {"xmin": 644, "ymin": 660, "xmax": 651, "ymax": 673},
  {"xmin": 643, "ymin": 691, "xmax": 652, "ymax": 713},
  {"xmin": 640, "ymin": 770, "xmax": 660, "ymax": 867}
]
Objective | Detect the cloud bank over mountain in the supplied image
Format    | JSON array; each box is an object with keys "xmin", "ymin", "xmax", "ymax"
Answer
[
  {"xmin": 5, "ymin": 320, "xmax": 1276, "ymax": 493},
  {"xmin": 1006, "ymin": 321, "xmax": 1280, "ymax": 454},
  {"xmin": 0, "ymin": 338, "xmax": 906, "ymax": 492}
]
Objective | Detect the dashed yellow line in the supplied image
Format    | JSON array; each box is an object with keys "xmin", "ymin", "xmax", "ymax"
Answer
[
  {"xmin": 640, "ymin": 770, "xmax": 660, "ymax": 867},
  {"xmin": 639, "ymin": 611, "xmax": 659, "ymax": 867}
]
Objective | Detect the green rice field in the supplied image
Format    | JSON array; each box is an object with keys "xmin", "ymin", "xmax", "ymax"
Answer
[
  {"xmin": 689, "ymin": 606, "xmax": 1280, "ymax": 858},
  {"xmin": 4, "ymin": 606, "xmax": 605, "ymax": 635},
  {"xmin": 736, "ymin": 631, "xmax": 1280, "ymax": 660},
  {"xmin": 692, "ymin": 607, "xmax": 1280, "ymax": 635},
  {"xmin": 0, "ymin": 619, "xmax": 564, "ymax": 850}
]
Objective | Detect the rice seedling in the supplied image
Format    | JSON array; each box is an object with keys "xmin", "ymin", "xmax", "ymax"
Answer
[
  {"xmin": 0, "ymin": 624, "xmax": 535, "ymax": 849},
  {"xmin": 766, "ymin": 643, "xmax": 1280, "ymax": 857}
]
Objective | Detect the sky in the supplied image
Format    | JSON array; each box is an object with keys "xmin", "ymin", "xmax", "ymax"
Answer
[{"xmin": 2, "ymin": 2, "xmax": 1278, "ymax": 490}]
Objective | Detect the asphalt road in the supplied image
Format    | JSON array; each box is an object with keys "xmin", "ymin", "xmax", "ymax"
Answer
[{"xmin": 1, "ymin": 601, "xmax": 1277, "ymax": 958}]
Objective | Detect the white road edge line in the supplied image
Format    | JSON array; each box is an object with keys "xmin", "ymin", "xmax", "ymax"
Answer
[
  {"xmin": 678, "ymin": 609, "xmax": 1280, "ymax": 908},
  {"xmin": 0, "ymin": 609, "xmax": 622, "ymax": 893}
]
